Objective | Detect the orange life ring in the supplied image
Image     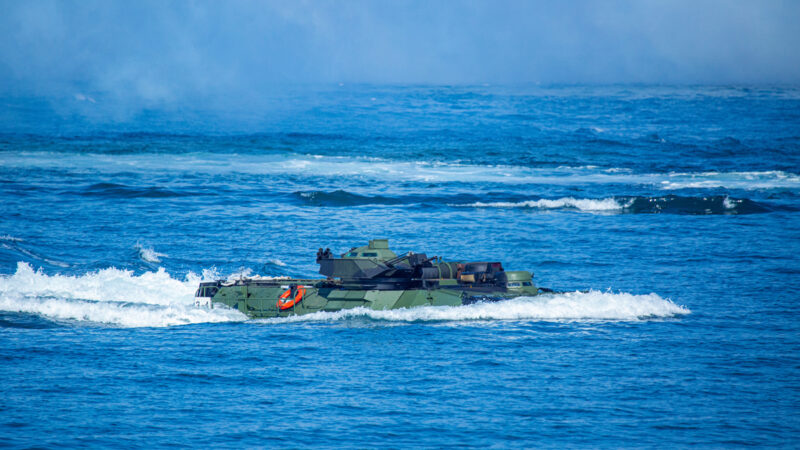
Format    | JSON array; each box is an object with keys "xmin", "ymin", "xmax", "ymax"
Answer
[{"xmin": 277, "ymin": 287, "xmax": 305, "ymax": 310}]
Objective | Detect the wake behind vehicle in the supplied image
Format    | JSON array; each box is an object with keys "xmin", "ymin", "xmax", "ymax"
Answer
[{"xmin": 195, "ymin": 239, "xmax": 549, "ymax": 318}]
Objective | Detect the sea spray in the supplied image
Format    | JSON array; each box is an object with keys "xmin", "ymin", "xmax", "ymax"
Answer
[
  {"xmin": 135, "ymin": 242, "xmax": 167, "ymax": 263},
  {"xmin": 0, "ymin": 262, "xmax": 246, "ymax": 327},
  {"xmin": 257, "ymin": 290, "xmax": 690, "ymax": 324}
]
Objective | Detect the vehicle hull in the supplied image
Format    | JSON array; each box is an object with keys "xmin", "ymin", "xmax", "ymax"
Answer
[{"xmin": 200, "ymin": 279, "xmax": 541, "ymax": 319}]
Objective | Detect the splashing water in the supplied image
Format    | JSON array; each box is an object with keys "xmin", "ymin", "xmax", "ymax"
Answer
[
  {"xmin": 451, "ymin": 197, "xmax": 629, "ymax": 211},
  {"xmin": 135, "ymin": 242, "xmax": 167, "ymax": 263},
  {"xmin": 0, "ymin": 263, "xmax": 246, "ymax": 327},
  {"xmin": 258, "ymin": 290, "xmax": 690, "ymax": 324}
]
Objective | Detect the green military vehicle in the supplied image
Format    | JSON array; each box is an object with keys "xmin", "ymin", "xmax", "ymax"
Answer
[{"xmin": 195, "ymin": 239, "xmax": 549, "ymax": 318}]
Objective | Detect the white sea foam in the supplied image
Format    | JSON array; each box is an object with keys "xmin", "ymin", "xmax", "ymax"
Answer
[
  {"xmin": 660, "ymin": 170, "xmax": 800, "ymax": 190},
  {"xmin": 267, "ymin": 258, "xmax": 287, "ymax": 267},
  {"xmin": 0, "ymin": 235, "xmax": 23, "ymax": 242},
  {"xmin": 723, "ymin": 196, "xmax": 737, "ymax": 209},
  {"xmin": 259, "ymin": 290, "xmax": 690, "ymax": 324},
  {"xmin": 451, "ymin": 197, "xmax": 630, "ymax": 211},
  {"xmin": 2, "ymin": 153, "xmax": 798, "ymax": 191},
  {"xmin": 73, "ymin": 93, "xmax": 96, "ymax": 103},
  {"xmin": 0, "ymin": 262, "xmax": 246, "ymax": 327},
  {"xmin": 135, "ymin": 242, "xmax": 167, "ymax": 263}
]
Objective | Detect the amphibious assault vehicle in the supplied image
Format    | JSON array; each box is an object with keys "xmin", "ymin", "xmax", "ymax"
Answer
[{"xmin": 195, "ymin": 239, "xmax": 549, "ymax": 318}]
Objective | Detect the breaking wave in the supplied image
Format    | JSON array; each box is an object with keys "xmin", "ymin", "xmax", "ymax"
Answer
[
  {"xmin": 295, "ymin": 191, "xmax": 776, "ymax": 214},
  {"xmin": 259, "ymin": 290, "xmax": 690, "ymax": 324},
  {"xmin": 0, "ymin": 263, "xmax": 246, "ymax": 327},
  {"xmin": 454, "ymin": 197, "xmax": 626, "ymax": 211},
  {"xmin": 624, "ymin": 195, "xmax": 771, "ymax": 214},
  {"xmin": 135, "ymin": 242, "xmax": 167, "ymax": 263},
  {"xmin": 452, "ymin": 195, "xmax": 773, "ymax": 214}
]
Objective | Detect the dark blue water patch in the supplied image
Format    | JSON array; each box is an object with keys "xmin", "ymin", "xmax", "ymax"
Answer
[
  {"xmin": 622, "ymin": 195, "xmax": 775, "ymax": 215},
  {"xmin": 72, "ymin": 182, "xmax": 216, "ymax": 199},
  {"xmin": 716, "ymin": 136, "xmax": 742, "ymax": 146},
  {"xmin": 640, "ymin": 132, "xmax": 666, "ymax": 144},
  {"xmin": 0, "ymin": 311, "xmax": 62, "ymax": 329},
  {"xmin": 292, "ymin": 190, "xmax": 406, "ymax": 206},
  {"xmin": 292, "ymin": 190, "xmax": 779, "ymax": 215},
  {"xmin": 284, "ymin": 131, "xmax": 348, "ymax": 140},
  {"xmin": 766, "ymin": 190, "xmax": 800, "ymax": 200},
  {"xmin": 571, "ymin": 127, "xmax": 633, "ymax": 147}
]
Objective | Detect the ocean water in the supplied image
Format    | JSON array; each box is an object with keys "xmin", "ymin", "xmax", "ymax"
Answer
[{"xmin": 1, "ymin": 85, "xmax": 799, "ymax": 447}]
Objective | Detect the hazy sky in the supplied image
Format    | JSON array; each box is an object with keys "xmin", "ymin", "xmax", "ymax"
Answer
[{"xmin": 0, "ymin": 0, "xmax": 798, "ymax": 102}]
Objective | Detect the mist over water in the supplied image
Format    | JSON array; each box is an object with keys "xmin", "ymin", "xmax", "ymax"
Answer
[{"xmin": 1, "ymin": 0, "xmax": 799, "ymax": 120}]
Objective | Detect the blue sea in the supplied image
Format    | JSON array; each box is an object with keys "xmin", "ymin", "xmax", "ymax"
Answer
[{"xmin": 1, "ymin": 85, "xmax": 799, "ymax": 447}]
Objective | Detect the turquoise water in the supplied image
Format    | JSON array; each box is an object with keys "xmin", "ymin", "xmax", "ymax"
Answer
[{"xmin": 1, "ymin": 85, "xmax": 799, "ymax": 447}]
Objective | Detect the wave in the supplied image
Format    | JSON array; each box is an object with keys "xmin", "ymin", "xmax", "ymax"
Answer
[
  {"xmin": 716, "ymin": 136, "xmax": 742, "ymax": 146},
  {"xmin": 257, "ymin": 260, "xmax": 291, "ymax": 277},
  {"xmin": 454, "ymin": 195, "xmax": 773, "ymax": 214},
  {"xmin": 454, "ymin": 197, "xmax": 626, "ymax": 211},
  {"xmin": 258, "ymin": 290, "xmax": 690, "ymax": 324},
  {"xmin": 134, "ymin": 242, "xmax": 167, "ymax": 264},
  {"xmin": 298, "ymin": 191, "xmax": 774, "ymax": 215},
  {"xmin": 294, "ymin": 190, "xmax": 478, "ymax": 207},
  {"xmin": 571, "ymin": 127, "xmax": 633, "ymax": 147},
  {"xmin": 73, "ymin": 182, "xmax": 209, "ymax": 199},
  {"xmin": 295, "ymin": 191, "xmax": 626, "ymax": 211},
  {"xmin": 0, "ymin": 262, "xmax": 246, "ymax": 327},
  {"xmin": 294, "ymin": 190, "xmax": 404, "ymax": 206},
  {"xmin": 624, "ymin": 195, "xmax": 772, "ymax": 214},
  {"xmin": 0, "ymin": 239, "xmax": 70, "ymax": 268}
]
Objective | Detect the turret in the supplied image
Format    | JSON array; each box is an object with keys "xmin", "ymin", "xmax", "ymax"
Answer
[
  {"xmin": 316, "ymin": 240, "xmax": 526, "ymax": 292},
  {"xmin": 318, "ymin": 240, "xmax": 436, "ymax": 288}
]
